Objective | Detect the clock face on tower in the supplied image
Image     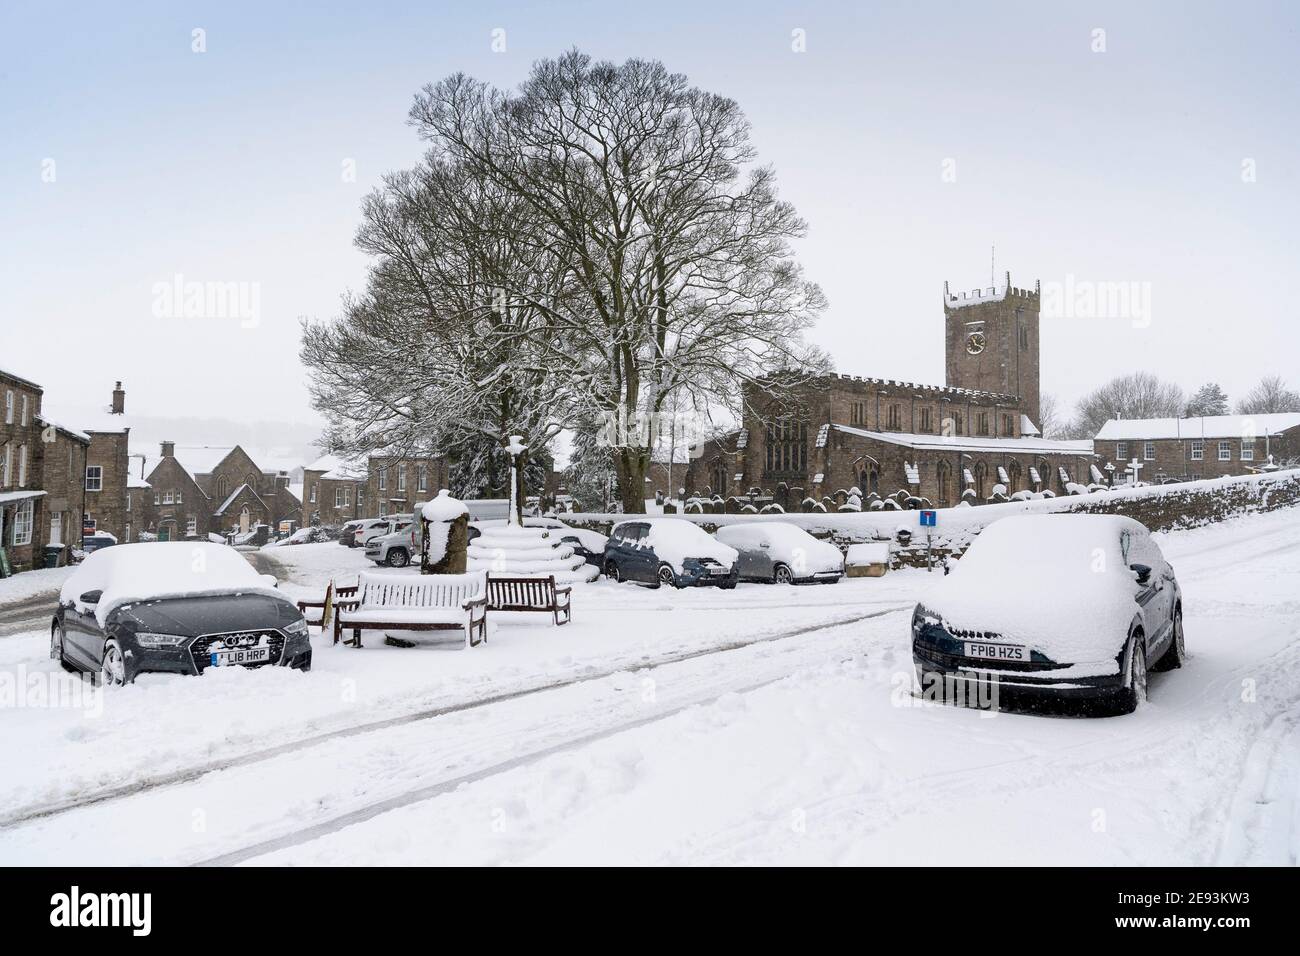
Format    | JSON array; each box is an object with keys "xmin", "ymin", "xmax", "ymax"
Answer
[{"xmin": 965, "ymin": 331, "xmax": 986, "ymax": 355}]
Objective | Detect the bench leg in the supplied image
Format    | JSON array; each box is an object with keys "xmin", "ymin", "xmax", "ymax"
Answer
[{"xmin": 352, "ymin": 627, "xmax": 362, "ymax": 648}]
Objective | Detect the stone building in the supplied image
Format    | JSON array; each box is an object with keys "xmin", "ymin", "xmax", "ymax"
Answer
[
  {"xmin": 301, "ymin": 453, "xmax": 447, "ymax": 527},
  {"xmin": 78, "ymin": 381, "xmax": 138, "ymax": 543},
  {"xmin": 1095, "ymin": 413, "xmax": 1300, "ymax": 483},
  {"xmin": 140, "ymin": 442, "xmax": 300, "ymax": 540},
  {"xmin": 1, "ymin": 368, "xmax": 89, "ymax": 572},
  {"xmin": 686, "ymin": 273, "xmax": 1096, "ymax": 508}
]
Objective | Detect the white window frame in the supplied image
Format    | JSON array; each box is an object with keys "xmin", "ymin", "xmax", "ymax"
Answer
[
  {"xmin": 20, "ymin": 394, "xmax": 29, "ymax": 427},
  {"xmin": 17, "ymin": 445, "xmax": 27, "ymax": 486},
  {"xmin": 397, "ymin": 466, "xmax": 407, "ymax": 492},
  {"xmin": 186, "ymin": 515, "xmax": 197, "ymax": 536},
  {"xmin": 1241, "ymin": 439, "xmax": 1254, "ymax": 462},
  {"xmin": 1116, "ymin": 441, "xmax": 1128, "ymax": 461},
  {"xmin": 310, "ymin": 484, "xmax": 317, "ymax": 503},
  {"xmin": 127, "ymin": 492, "xmax": 132, "ymax": 512},
  {"xmin": 163, "ymin": 490, "xmax": 174, "ymax": 504},
  {"xmin": 154, "ymin": 491, "xmax": 161, "ymax": 505},
  {"xmin": 417, "ymin": 465, "xmax": 427, "ymax": 492},
  {"xmin": 1218, "ymin": 440, "xmax": 1231, "ymax": 461},
  {"xmin": 176, "ymin": 490, "xmax": 182, "ymax": 504},
  {"xmin": 125, "ymin": 522, "xmax": 131, "ymax": 543},
  {"xmin": 12, "ymin": 499, "xmax": 33, "ymax": 546},
  {"xmin": 85, "ymin": 465, "xmax": 103, "ymax": 491},
  {"xmin": 1, "ymin": 444, "xmax": 9, "ymax": 486},
  {"xmin": 1191, "ymin": 440, "xmax": 1204, "ymax": 461},
  {"xmin": 4, "ymin": 390, "xmax": 12, "ymax": 425},
  {"xmin": 1144, "ymin": 441, "xmax": 1155, "ymax": 461},
  {"xmin": 335, "ymin": 487, "xmax": 344, "ymax": 508},
  {"xmin": 378, "ymin": 468, "xmax": 387, "ymax": 491}
]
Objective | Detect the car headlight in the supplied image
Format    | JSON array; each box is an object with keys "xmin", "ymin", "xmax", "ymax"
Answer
[
  {"xmin": 136, "ymin": 632, "xmax": 188, "ymax": 648},
  {"xmin": 283, "ymin": 618, "xmax": 310, "ymax": 638}
]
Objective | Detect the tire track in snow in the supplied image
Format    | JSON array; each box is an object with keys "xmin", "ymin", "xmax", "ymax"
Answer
[{"xmin": 0, "ymin": 603, "xmax": 911, "ymax": 831}]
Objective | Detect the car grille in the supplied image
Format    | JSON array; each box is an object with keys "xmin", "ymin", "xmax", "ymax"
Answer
[
  {"xmin": 189, "ymin": 630, "xmax": 285, "ymax": 672},
  {"xmin": 914, "ymin": 642, "xmax": 1060, "ymax": 673}
]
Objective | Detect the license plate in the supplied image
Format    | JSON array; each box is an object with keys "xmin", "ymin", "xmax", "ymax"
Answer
[
  {"xmin": 209, "ymin": 646, "xmax": 272, "ymax": 667},
  {"xmin": 707, "ymin": 566, "xmax": 729, "ymax": 576},
  {"xmin": 964, "ymin": 641, "xmax": 1030, "ymax": 662}
]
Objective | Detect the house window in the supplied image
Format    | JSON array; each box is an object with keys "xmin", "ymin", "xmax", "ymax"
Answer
[
  {"xmin": 1144, "ymin": 441, "xmax": 1155, "ymax": 461},
  {"xmin": 125, "ymin": 523, "xmax": 131, "ymax": 543},
  {"xmin": 3, "ymin": 390, "xmax": 12, "ymax": 424},
  {"xmin": 163, "ymin": 490, "xmax": 174, "ymax": 504},
  {"xmin": 886, "ymin": 404, "xmax": 901, "ymax": 429},
  {"xmin": 1218, "ymin": 441, "xmax": 1231, "ymax": 461},
  {"xmin": 176, "ymin": 490, "xmax": 182, "ymax": 504},
  {"xmin": 417, "ymin": 464, "xmax": 428, "ymax": 491},
  {"xmin": 378, "ymin": 468, "xmax": 387, "ymax": 491},
  {"xmin": 1116, "ymin": 442, "xmax": 1128, "ymax": 461},
  {"xmin": 186, "ymin": 516, "xmax": 197, "ymax": 536},
  {"xmin": 1241, "ymin": 439, "xmax": 1255, "ymax": 462},
  {"xmin": 154, "ymin": 491, "xmax": 161, "ymax": 505},
  {"xmin": 335, "ymin": 487, "xmax": 344, "ymax": 508},
  {"xmin": 127, "ymin": 492, "xmax": 132, "ymax": 512},
  {"xmin": 85, "ymin": 465, "xmax": 103, "ymax": 491},
  {"xmin": 397, "ymin": 467, "xmax": 407, "ymax": 492},
  {"xmin": 12, "ymin": 499, "xmax": 33, "ymax": 546},
  {"xmin": 20, "ymin": 394, "xmax": 29, "ymax": 427},
  {"xmin": 17, "ymin": 445, "xmax": 27, "ymax": 486},
  {"xmin": 1, "ymin": 444, "xmax": 9, "ymax": 486},
  {"xmin": 977, "ymin": 413, "xmax": 990, "ymax": 436},
  {"xmin": 309, "ymin": 484, "xmax": 317, "ymax": 503},
  {"xmin": 1191, "ymin": 440, "xmax": 1204, "ymax": 461},
  {"xmin": 920, "ymin": 408, "xmax": 933, "ymax": 432}
]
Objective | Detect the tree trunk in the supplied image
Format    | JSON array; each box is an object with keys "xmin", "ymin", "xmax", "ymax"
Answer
[{"xmin": 615, "ymin": 447, "xmax": 648, "ymax": 513}]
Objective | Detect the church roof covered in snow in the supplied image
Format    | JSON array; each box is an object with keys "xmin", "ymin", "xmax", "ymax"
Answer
[{"xmin": 832, "ymin": 424, "xmax": 1095, "ymax": 457}]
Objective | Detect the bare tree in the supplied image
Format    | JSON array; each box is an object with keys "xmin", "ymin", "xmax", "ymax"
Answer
[
  {"xmin": 1072, "ymin": 372, "xmax": 1185, "ymax": 438},
  {"xmin": 1038, "ymin": 392, "xmax": 1066, "ymax": 438},
  {"xmin": 408, "ymin": 51, "xmax": 826, "ymax": 512},
  {"xmin": 1235, "ymin": 375, "xmax": 1300, "ymax": 414},
  {"xmin": 300, "ymin": 160, "xmax": 579, "ymax": 520}
]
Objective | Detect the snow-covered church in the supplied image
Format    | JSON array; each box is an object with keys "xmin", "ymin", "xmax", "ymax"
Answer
[{"xmin": 686, "ymin": 273, "xmax": 1097, "ymax": 508}]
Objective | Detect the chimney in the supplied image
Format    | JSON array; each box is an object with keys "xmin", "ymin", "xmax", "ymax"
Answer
[
  {"xmin": 111, "ymin": 381, "xmax": 125, "ymax": 415},
  {"xmin": 161, "ymin": 440, "xmax": 175, "ymax": 458}
]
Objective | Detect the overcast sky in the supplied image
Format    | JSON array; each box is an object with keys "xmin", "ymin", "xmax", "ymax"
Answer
[{"xmin": 3, "ymin": 0, "xmax": 1297, "ymax": 434}]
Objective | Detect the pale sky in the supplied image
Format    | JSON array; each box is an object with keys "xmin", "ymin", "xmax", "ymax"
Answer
[{"xmin": 3, "ymin": 0, "xmax": 1297, "ymax": 434}]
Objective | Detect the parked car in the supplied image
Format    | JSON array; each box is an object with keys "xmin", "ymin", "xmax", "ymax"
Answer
[
  {"xmin": 81, "ymin": 532, "xmax": 118, "ymax": 554},
  {"xmin": 365, "ymin": 520, "xmax": 417, "ymax": 567},
  {"xmin": 911, "ymin": 515, "xmax": 1183, "ymax": 715},
  {"xmin": 558, "ymin": 528, "xmax": 608, "ymax": 568},
  {"xmin": 715, "ymin": 522, "xmax": 845, "ymax": 584},
  {"xmin": 603, "ymin": 519, "xmax": 738, "ymax": 589},
  {"xmin": 52, "ymin": 542, "xmax": 312, "ymax": 685},
  {"xmin": 268, "ymin": 526, "xmax": 331, "ymax": 547},
  {"xmin": 341, "ymin": 518, "xmax": 391, "ymax": 548}
]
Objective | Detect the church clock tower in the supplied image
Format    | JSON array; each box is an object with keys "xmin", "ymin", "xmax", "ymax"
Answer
[{"xmin": 943, "ymin": 271, "xmax": 1041, "ymax": 430}]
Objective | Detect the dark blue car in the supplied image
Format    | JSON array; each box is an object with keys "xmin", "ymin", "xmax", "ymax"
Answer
[{"xmin": 602, "ymin": 519, "xmax": 738, "ymax": 589}]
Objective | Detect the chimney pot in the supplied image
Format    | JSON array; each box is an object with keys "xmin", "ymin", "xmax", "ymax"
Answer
[
  {"xmin": 111, "ymin": 382, "xmax": 125, "ymax": 415},
  {"xmin": 161, "ymin": 440, "xmax": 175, "ymax": 458}
]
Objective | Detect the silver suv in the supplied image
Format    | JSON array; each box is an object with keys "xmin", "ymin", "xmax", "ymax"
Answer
[{"xmin": 365, "ymin": 520, "xmax": 416, "ymax": 567}]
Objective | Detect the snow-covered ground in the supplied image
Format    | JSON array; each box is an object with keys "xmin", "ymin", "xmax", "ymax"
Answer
[{"xmin": 1, "ymin": 509, "xmax": 1297, "ymax": 865}]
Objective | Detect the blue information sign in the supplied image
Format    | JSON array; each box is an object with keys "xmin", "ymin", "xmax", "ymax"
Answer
[{"xmin": 919, "ymin": 509, "xmax": 937, "ymax": 528}]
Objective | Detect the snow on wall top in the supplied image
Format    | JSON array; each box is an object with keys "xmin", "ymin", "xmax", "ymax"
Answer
[
  {"xmin": 832, "ymin": 424, "xmax": 1095, "ymax": 457},
  {"xmin": 1096, "ymin": 413, "xmax": 1300, "ymax": 442}
]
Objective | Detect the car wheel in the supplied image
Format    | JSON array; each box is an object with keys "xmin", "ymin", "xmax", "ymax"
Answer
[
  {"xmin": 773, "ymin": 564, "xmax": 794, "ymax": 585},
  {"xmin": 656, "ymin": 563, "xmax": 678, "ymax": 589},
  {"xmin": 604, "ymin": 559, "xmax": 624, "ymax": 583},
  {"xmin": 1151, "ymin": 606, "xmax": 1185, "ymax": 671},
  {"xmin": 1115, "ymin": 634, "xmax": 1148, "ymax": 715},
  {"xmin": 717, "ymin": 575, "xmax": 738, "ymax": 590},
  {"xmin": 387, "ymin": 548, "xmax": 409, "ymax": 568},
  {"xmin": 50, "ymin": 624, "xmax": 77, "ymax": 673},
  {"xmin": 101, "ymin": 638, "xmax": 127, "ymax": 687}
]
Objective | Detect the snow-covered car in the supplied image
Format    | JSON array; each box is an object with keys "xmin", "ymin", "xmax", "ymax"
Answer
[
  {"xmin": 349, "ymin": 519, "xmax": 394, "ymax": 549},
  {"xmin": 911, "ymin": 514, "xmax": 1184, "ymax": 715},
  {"xmin": 365, "ymin": 520, "xmax": 417, "ymax": 567},
  {"xmin": 715, "ymin": 522, "xmax": 844, "ymax": 584},
  {"xmin": 81, "ymin": 532, "xmax": 118, "ymax": 554},
  {"xmin": 268, "ymin": 526, "xmax": 331, "ymax": 547},
  {"xmin": 52, "ymin": 542, "xmax": 311, "ymax": 685},
  {"xmin": 603, "ymin": 519, "xmax": 738, "ymax": 589},
  {"xmin": 556, "ymin": 528, "xmax": 608, "ymax": 567}
]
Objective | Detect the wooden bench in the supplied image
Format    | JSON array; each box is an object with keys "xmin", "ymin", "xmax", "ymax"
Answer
[
  {"xmin": 335, "ymin": 572, "xmax": 487, "ymax": 648},
  {"xmin": 486, "ymin": 574, "xmax": 572, "ymax": 626}
]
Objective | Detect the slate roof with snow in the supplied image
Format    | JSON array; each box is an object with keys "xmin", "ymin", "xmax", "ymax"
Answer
[
  {"xmin": 171, "ymin": 446, "xmax": 238, "ymax": 478},
  {"xmin": 832, "ymin": 424, "xmax": 1095, "ymax": 457},
  {"xmin": 1096, "ymin": 413, "xmax": 1300, "ymax": 441}
]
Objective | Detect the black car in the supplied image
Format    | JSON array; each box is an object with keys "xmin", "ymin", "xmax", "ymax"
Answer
[
  {"xmin": 602, "ymin": 519, "xmax": 738, "ymax": 588},
  {"xmin": 911, "ymin": 515, "xmax": 1183, "ymax": 715},
  {"xmin": 52, "ymin": 542, "xmax": 311, "ymax": 685}
]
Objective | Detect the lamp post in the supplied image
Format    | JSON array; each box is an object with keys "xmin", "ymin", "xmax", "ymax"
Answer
[{"xmin": 505, "ymin": 435, "xmax": 527, "ymax": 526}]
